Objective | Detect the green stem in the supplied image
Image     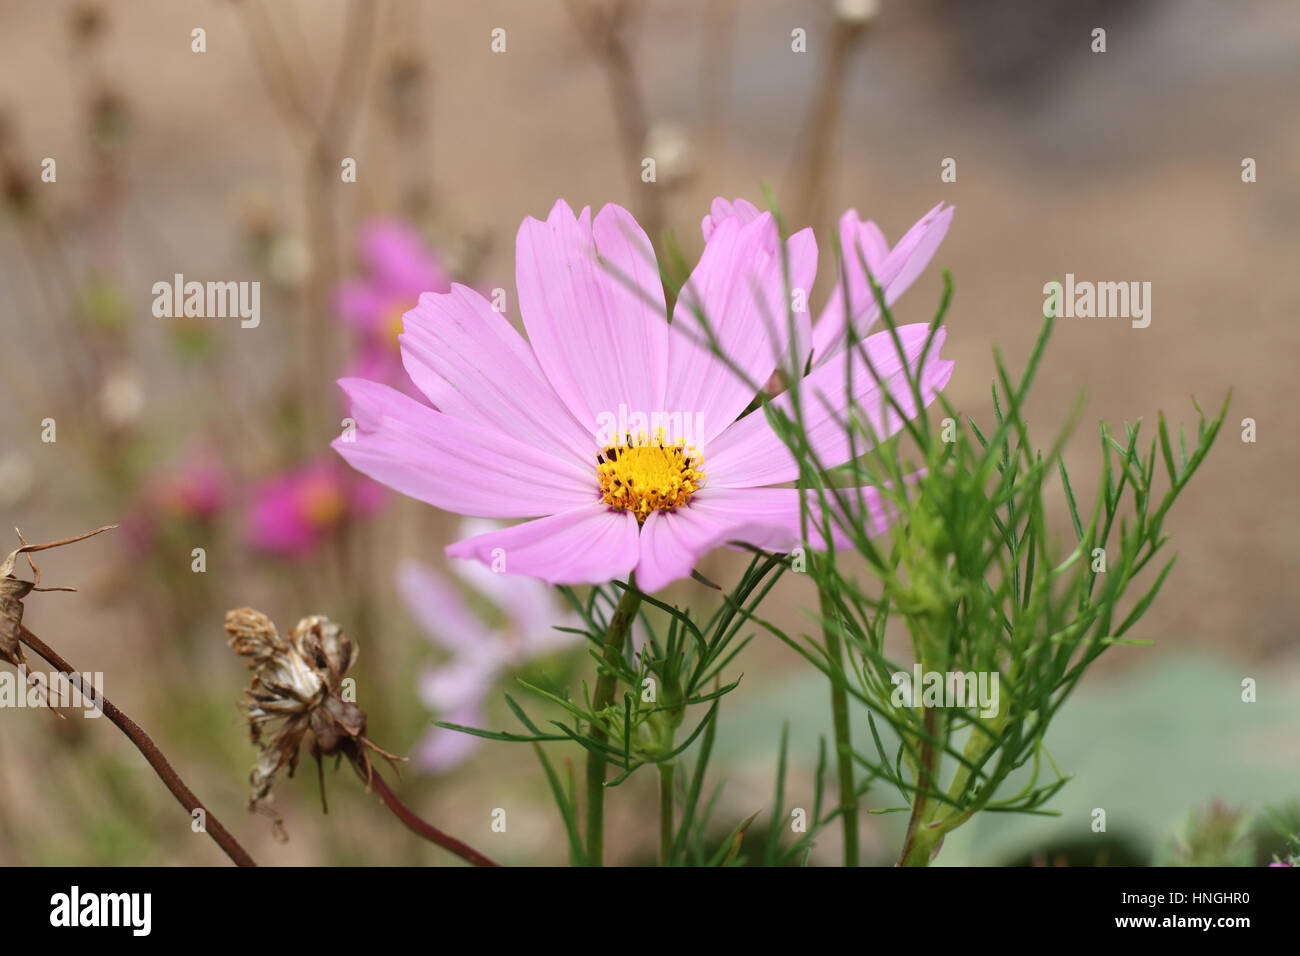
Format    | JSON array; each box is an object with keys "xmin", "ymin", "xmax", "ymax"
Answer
[
  {"xmin": 934, "ymin": 712, "xmax": 1005, "ymax": 832},
  {"xmin": 898, "ymin": 816, "xmax": 944, "ymax": 867},
  {"xmin": 822, "ymin": 608, "xmax": 859, "ymax": 867},
  {"xmin": 897, "ymin": 706, "xmax": 941, "ymax": 866},
  {"xmin": 658, "ymin": 761, "xmax": 675, "ymax": 866},
  {"xmin": 584, "ymin": 578, "xmax": 642, "ymax": 867}
]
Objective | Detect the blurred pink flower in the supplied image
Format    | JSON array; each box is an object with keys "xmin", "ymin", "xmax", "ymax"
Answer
[
  {"xmin": 246, "ymin": 459, "xmax": 384, "ymax": 558},
  {"xmin": 333, "ymin": 198, "xmax": 953, "ymax": 592},
  {"xmin": 154, "ymin": 457, "xmax": 229, "ymax": 522},
  {"xmin": 123, "ymin": 452, "xmax": 230, "ymax": 554},
  {"xmin": 336, "ymin": 219, "xmax": 450, "ymax": 393},
  {"xmin": 398, "ymin": 527, "xmax": 580, "ymax": 772}
]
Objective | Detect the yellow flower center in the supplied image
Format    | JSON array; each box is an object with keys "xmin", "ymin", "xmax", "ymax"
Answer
[
  {"xmin": 597, "ymin": 429, "xmax": 704, "ymax": 522},
  {"xmin": 300, "ymin": 480, "xmax": 347, "ymax": 528},
  {"xmin": 386, "ymin": 306, "xmax": 406, "ymax": 348}
]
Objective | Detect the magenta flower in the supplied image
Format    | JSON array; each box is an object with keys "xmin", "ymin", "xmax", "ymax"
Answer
[
  {"xmin": 246, "ymin": 459, "xmax": 384, "ymax": 558},
  {"xmin": 397, "ymin": 529, "xmax": 581, "ymax": 771},
  {"xmin": 152, "ymin": 454, "xmax": 229, "ymax": 523},
  {"xmin": 333, "ymin": 199, "xmax": 953, "ymax": 592},
  {"xmin": 336, "ymin": 219, "xmax": 450, "ymax": 392},
  {"xmin": 122, "ymin": 452, "xmax": 229, "ymax": 554}
]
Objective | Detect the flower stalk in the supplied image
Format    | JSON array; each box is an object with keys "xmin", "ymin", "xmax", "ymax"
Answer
[
  {"xmin": 658, "ymin": 760, "xmax": 675, "ymax": 866},
  {"xmin": 346, "ymin": 740, "xmax": 500, "ymax": 867},
  {"xmin": 584, "ymin": 577, "xmax": 642, "ymax": 866},
  {"xmin": 18, "ymin": 624, "xmax": 257, "ymax": 867},
  {"xmin": 820, "ymin": 581, "xmax": 859, "ymax": 867},
  {"xmin": 896, "ymin": 705, "xmax": 941, "ymax": 867}
]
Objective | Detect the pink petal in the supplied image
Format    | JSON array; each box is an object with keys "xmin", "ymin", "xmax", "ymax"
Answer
[
  {"xmin": 689, "ymin": 485, "xmax": 909, "ymax": 547},
  {"xmin": 812, "ymin": 203, "xmax": 953, "ymax": 365},
  {"xmin": 397, "ymin": 561, "xmax": 489, "ymax": 655},
  {"xmin": 418, "ymin": 659, "xmax": 499, "ymax": 714},
  {"xmin": 446, "ymin": 524, "xmax": 581, "ymax": 654},
  {"xmin": 343, "ymin": 345, "xmax": 419, "ymax": 399},
  {"xmin": 332, "ymin": 377, "xmax": 595, "ymax": 518},
  {"xmin": 446, "ymin": 503, "xmax": 640, "ymax": 586},
  {"xmin": 635, "ymin": 483, "xmax": 911, "ymax": 592},
  {"xmin": 452, "ymin": 557, "xmax": 562, "ymax": 644},
  {"xmin": 399, "ymin": 284, "xmax": 595, "ymax": 468},
  {"xmin": 335, "ymin": 280, "xmax": 391, "ymax": 332},
  {"xmin": 515, "ymin": 200, "xmax": 668, "ymax": 433},
  {"xmin": 414, "ymin": 702, "xmax": 486, "ymax": 773},
  {"xmin": 635, "ymin": 506, "xmax": 730, "ymax": 593},
  {"xmin": 667, "ymin": 213, "xmax": 818, "ymax": 446},
  {"xmin": 700, "ymin": 196, "xmax": 763, "ymax": 242},
  {"xmin": 704, "ymin": 324, "xmax": 953, "ymax": 488},
  {"xmin": 519, "ymin": 615, "xmax": 585, "ymax": 658},
  {"xmin": 358, "ymin": 219, "xmax": 448, "ymax": 294}
]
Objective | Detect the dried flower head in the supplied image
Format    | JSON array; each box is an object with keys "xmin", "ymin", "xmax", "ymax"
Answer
[
  {"xmin": 225, "ymin": 608, "xmax": 397, "ymax": 835},
  {"xmin": 1, "ymin": 526, "xmax": 115, "ymax": 669}
]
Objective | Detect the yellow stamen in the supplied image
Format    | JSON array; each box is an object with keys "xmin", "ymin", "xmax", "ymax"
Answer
[
  {"xmin": 386, "ymin": 306, "xmax": 406, "ymax": 347},
  {"xmin": 597, "ymin": 428, "xmax": 704, "ymax": 522}
]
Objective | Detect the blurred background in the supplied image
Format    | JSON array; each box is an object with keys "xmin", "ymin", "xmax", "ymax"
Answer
[{"xmin": 0, "ymin": 0, "xmax": 1296, "ymax": 866}]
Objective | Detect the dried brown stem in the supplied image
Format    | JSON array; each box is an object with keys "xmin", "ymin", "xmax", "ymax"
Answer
[
  {"xmin": 566, "ymin": 0, "xmax": 664, "ymax": 243},
  {"xmin": 348, "ymin": 744, "xmax": 500, "ymax": 867},
  {"xmin": 788, "ymin": 18, "xmax": 872, "ymax": 233},
  {"xmin": 18, "ymin": 624, "xmax": 257, "ymax": 867},
  {"xmin": 237, "ymin": 0, "xmax": 378, "ymax": 438}
]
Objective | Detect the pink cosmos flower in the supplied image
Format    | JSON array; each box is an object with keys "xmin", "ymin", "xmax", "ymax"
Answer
[
  {"xmin": 700, "ymin": 198, "xmax": 953, "ymax": 369},
  {"xmin": 397, "ymin": 525, "xmax": 581, "ymax": 771},
  {"xmin": 246, "ymin": 458, "xmax": 384, "ymax": 558},
  {"xmin": 333, "ymin": 199, "xmax": 954, "ymax": 592},
  {"xmin": 336, "ymin": 219, "xmax": 450, "ymax": 392}
]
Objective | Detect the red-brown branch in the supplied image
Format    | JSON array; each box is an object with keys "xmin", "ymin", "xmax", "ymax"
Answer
[
  {"xmin": 357, "ymin": 754, "xmax": 500, "ymax": 867},
  {"xmin": 19, "ymin": 624, "xmax": 257, "ymax": 867}
]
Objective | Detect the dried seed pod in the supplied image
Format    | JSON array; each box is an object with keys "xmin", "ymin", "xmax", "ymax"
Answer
[
  {"xmin": 225, "ymin": 608, "xmax": 398, "ymax": 836},
  {"xmin": 0, "ymin": 569, "xmax": 35, "ymax": 669},
  {"xmin": 293, "ymin": 614, "xmax": 357, "ymax": 690},
  {"xmin": 0, "ymin": 526, "xmax": 115, "ymax": 668},
  {"xmin": 224, "ymin": 607, "xmax": 286, "ymax": 666}
]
